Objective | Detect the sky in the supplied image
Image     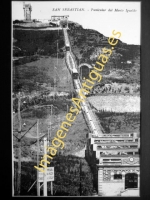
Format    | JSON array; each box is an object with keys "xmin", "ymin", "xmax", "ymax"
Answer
[{"xmin": 12, "ymin": 1, "xmax": 141, "ymax": 45}]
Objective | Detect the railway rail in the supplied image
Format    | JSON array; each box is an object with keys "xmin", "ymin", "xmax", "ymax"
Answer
[{"xmin": 63, "ymin": 28, "xmax": 103, "ymax": 136}]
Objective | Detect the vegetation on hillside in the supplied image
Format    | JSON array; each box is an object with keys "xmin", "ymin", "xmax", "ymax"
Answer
[
  {"xmin": 67, "ymin": 21, "xmax": 140, "ymax": 87},
  {"xmin": 14, "ymin": 156, "xmax": 93, "ymax": 196},
  {"xmin": 95, "ymin": 111, "xmax": 140, "ymax": 134},
  {"xmin": 68, "ymin": 22, "xmax": 140, "ymax": 67},
  {"xmin": 13, "ymin": 56, "xmax": 74, "ymax": 95},
  {"xmin": 13, "ymin": 30, "xmax": 64, "ymax": 57}
]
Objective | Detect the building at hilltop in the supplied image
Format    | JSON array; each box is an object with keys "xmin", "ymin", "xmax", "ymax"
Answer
[
  {"xmin": 23, "ymin": 2, "xmax": 32, "ymax": 21},
  {"xmin": 50, "ymin": 15, "xmax": 69, "ymax": 28}
]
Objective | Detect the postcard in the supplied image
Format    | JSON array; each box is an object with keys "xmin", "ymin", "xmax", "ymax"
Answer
[{"xmin": 12, "ymin": 1, "xmax": 141, "ymax": 197}]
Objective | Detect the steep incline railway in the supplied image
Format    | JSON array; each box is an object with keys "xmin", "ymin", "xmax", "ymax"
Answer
[
  {"xmin": 63, "ymin": 28, "xmax": 103, "ymax": 136},
  {"xmin": 63, "ymin": 28, "xmax": 140, "ymax": 197}
]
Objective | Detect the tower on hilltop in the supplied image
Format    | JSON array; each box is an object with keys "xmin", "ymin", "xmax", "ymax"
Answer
[{"xmin": 23, "ymin": 2, "xmax": 32, "ymax": 21}]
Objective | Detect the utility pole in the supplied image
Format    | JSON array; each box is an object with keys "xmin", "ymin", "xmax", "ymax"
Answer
[
  {"xmin": 53, "ymin": 64, "xmax": 55, "ymax": 93},
  {"xmin": 17, "ymin": 92, "xmax": 22, "ymax": 195},
  {"xmin": 51, "ymin": 181, "xmax": 53, "ymax": 195},
  {"xmin": 67, "ymin": 16, "xmax": 68, "ymax": 29},
  {"xmin": 48, "ymin": 126, "xmax": 50, "ymax": 144},
  {"xmin": 56, "ymin": 40, "xmax": 59, "ymax": 92},
  {"xmin": 50, "ymin": 105, "xmax": 52, "ymax": 139},
  {"xmin": 37, "ymin": 119, "xmax": 40, "ymax": 196},
  {"xmin": 14, "ymin": 98, "xmax": 38, "ymax": 195},
  {"xmin": 57, "ymin": 40, "xmax": 58, "ymax": 68},
  {"xmin": 48, "ymin": 105, "xmax": 53, "ymax": 143},
  {"xmin": 53, "ymin": 40, "xmax": 59, "ymax": 93},
  {"xmin": 80, "ymin": 159, "xmax": 82, "ymax": 196},
  {"xmin": 43, "ymin": 137, "xmax": 47, "ymax": 196},
  {"xmin": 12, "ymin": 147, "xmax": 14, "ymax": 196}
]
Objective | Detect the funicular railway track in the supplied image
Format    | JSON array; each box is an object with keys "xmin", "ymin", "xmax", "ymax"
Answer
[
  {"xmin": 63, "ymin": 28, "xmax": 103, "ymax": 136},
  {"xmin": 63, "ymin": 27, "xmax": 140, "ymax": 154}
]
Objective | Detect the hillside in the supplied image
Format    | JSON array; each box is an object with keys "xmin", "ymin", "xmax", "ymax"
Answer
[
  {"xmin": 67, "ymin": 22, "xmax": 140, "ymax": 85},
  {"xmin": 13, "ymin": 21, "xmax": 140, "ymax": 95},
  {"xmin": 13, "ymin": 22, "xmax": 140, "ymax": 195},
  {"xmin": 13, "ymin": 29, "xmax": 64, "ymax": 57}
]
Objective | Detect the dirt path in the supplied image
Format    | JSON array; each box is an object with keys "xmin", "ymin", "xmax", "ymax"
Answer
[{"xmin": 71, "ymin": 147, "xmax": 86, "ymax": 158}]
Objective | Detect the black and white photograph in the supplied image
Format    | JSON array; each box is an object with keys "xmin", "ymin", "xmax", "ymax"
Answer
[{"xmin": 12, "ymin": 1, "xmax": 141, "ymax": 196}]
